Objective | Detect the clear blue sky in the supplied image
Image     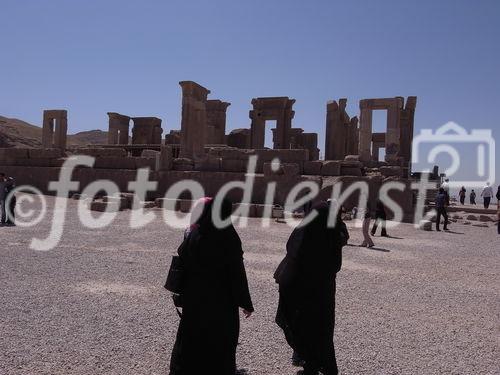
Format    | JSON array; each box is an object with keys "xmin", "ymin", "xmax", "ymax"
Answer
[{"xmin": 1, "ymin": 0, "xmax": 498, "ymax": 189}]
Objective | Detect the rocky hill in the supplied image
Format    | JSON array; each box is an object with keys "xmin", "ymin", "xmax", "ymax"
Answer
[{"xmin": 0, "ymin": 116, "xmax": 108, "ymax": 148}]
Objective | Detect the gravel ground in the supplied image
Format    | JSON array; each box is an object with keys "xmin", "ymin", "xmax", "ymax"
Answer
[{"xmin": 1, "ymin": 196, "xmax": 499, "ymax": 375}]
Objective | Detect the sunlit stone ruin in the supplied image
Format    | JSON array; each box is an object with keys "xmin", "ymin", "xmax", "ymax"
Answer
[{"xmin": 0, "ymin": 80, "xmax": 437, "ymax": 221}]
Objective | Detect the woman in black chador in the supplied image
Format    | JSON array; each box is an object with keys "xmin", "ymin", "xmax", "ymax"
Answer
[
  {"xmin": 274, "ymin": 201, "xmax": 348, "ymax": 375},
  {"xmin": 168, "ymin": 198, "xmax": 254, "ymax": 375}
]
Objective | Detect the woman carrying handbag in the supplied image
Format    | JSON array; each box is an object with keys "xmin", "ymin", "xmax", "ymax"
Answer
[{"xmin": 166, "ymin": 197, "xmax": 254, "ymax": 375}]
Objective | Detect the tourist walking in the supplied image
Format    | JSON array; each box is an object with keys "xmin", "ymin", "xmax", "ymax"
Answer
[
  {"xmin": 470, "ymin": 190, "xmax": 477, "ymax": 205},
  {"xmin": 0, "ymin": 172, "xmax": 6, "ymax": 225},
  {"xmin": 371, "ymin": 199, "xmax": 388, "ymax": 237},
  {"xmin": 459, "ymin": 186, "xmax": 466, "ymax": 205},
  {"xmin": 496, "ymin": 186, "xmax": 500, "ymax": 203},
  {"xmin": 360, "ymin": 207, "xmax": 374, "ymax": 248},
  {"xmin": 435, "ymin": 187, "xmax": 449, "ymax": 231},
  {"xmin": 481, "ymin": 182, "xmax": 494, "ymax": 209},
  {"xmin": 167, "ymin": 198, "xmax": 254, "ymax": 375},
  {"xmin": 274, "ymin": 202, "xmax": 348, "ymax": 375}
]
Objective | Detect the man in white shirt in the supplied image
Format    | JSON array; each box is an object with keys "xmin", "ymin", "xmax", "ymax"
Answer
[
  {"xmin": 441, "ymin": 178, "xmax": 450, "ymax": 206},
  {"xmin": 481, "ymin": 182, "xmax": 494, "ymax": 209}
]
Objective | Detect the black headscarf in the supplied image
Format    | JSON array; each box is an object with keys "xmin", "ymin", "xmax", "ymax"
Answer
[{"xmin": 187, "ymin": 197, "xmax": 237, "ymax": 241}]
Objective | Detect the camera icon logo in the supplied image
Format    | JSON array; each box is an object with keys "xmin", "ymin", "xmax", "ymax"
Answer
[{"xmin": 412, "ymin": 121, "xmax": 496, "ymax": 188}]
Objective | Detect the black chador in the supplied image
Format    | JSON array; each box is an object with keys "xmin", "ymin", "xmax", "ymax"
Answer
[
  {"xmin": 168, "ymin": 198, "xmax": 254, "ymax": 375},
  {"xmin": 275, "ymin": 202, "xmax": 348, "ymax": 375}
]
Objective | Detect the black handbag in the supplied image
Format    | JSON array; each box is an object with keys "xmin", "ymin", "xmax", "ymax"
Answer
[
  {"xmin": 164, "ymin": 255, "xmax": 184, "ymax": 294},
  {"xmin": 165, "ymin": 255, "xmax": 185, "ymax": 316}
]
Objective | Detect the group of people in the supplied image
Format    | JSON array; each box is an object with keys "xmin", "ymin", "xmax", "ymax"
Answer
[
  {"xmin": 164, "ymin": 189, "xmax": 498, "ymax": 373},
  {"xmin": 442, "ymin": 179, "xmax": 500, "ymax": 233},
  {"xmin": 457, "ymin": 182, "xmax": 499, "ymax": 209},
  {"xmin": 165, "ymin": 198, "xmax": 349, "ymax": 375},
  {"xmin": 0, "ymin": 172, "xmax": 16, "ymax": 226}
]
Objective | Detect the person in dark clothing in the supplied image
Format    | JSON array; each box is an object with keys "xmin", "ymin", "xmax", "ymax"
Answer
[
  {"xmin": 435, "ymin": 188, "xmax": 449, "ymax": 231},
  {"xmin": 168, "ymin": 198, "xmax": 254, "ymax": 375},
  {"xmin": 496, "ymin": 186, "xmax": 500, "ymax": 235},
  {"xmin": 4, "ymin": 177, "xmax": 16, "ymax": 226},
  {"xmin": 459, "ymin": 186, "xmax": 466, "ymax": 205},
  {"xmin": 274, "ymin": 202, "xmax": 348, "ymax": 375},
  {"xmin": 371, "ymin": 198, "xmax": 388, "ymax": 237},
  {"xmin": 470, "ymin": 190, "xmax": 477, "ymax": 205}
]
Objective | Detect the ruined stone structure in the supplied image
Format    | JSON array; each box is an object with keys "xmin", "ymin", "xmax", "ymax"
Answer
[
  {"xmin": 358, "ymin": 96, "xmax": 417, "ymax": 165},
  {"xmin": 249, "ymin": 97, "xmax": 295, "ymax": 149},
  {"xmin": 296, "ymin": 132, "xmax": 320, "ymax": 161},
  {"xmin": 0, "ymin": 85, "xmax": 422, "ymax": 222},
  {"xmin": 274, "ymin": 128, "xmax": 319, "ymax": 161},
  {"xmin": 206, "ymin": 100, "xmax": 230, "ymax": 144},
  {"xmin": 398, "ymin": 96, "xmax": 417, "ymax": 165},
  {"xmin": 131, "ymin": 117, "xmax": 163, "ymax": 145},
  {"xmin": 42, "ymin": 110, "xmax": 68, "ymax": 150},
  {"xmin": 227, "ymin": 128, "xmax": 250, "ymax": 149},
  {"xmin": 179, "ymin": 81, "xmax": 211, "ymax": 159},
  {"xmin": 165, "ymin": 130, "xmax": 181, "ymax": 145},
  {"xmin": 107, "ymin": 112, "xmax": 130, "ymax": 145},
  {"xmin": 325, "ymin": 99, "xmax": 359, "ymax": 160}
]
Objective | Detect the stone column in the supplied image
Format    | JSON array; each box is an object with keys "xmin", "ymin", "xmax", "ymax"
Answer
[
  {"xmin": 325, "ymin": 101, "xmax": 346, "ymax": 160},
  {"xmin": 275, "ymin": 117, "xmax": 286, "ymax": 149},
  {"xmin": 385, "ymin": 101, "xmax": 402, "ymax": 162},
  {"xmin": 206, "ymin": 100, "xmax": 230, "ymax": 144},
  {"xmin": 54, "ymin": 115, "xmax": 68, "ymax": 150},
  {"xmin": 250, "ymin": 110, "xmax": 265, "ymax": 149},
  {"xmin": 399, "ymin": 96, "xmax": 417, "ymax": 166},
  {"xmin": 346, "ymin": 116, "xmax": 359, "ymax": 155},
  {"xmin": 179, "ymin": 81, "xmax": 210, "ymax": 159},
  {"xmin": 42, "ymin": 113, "xmax": 54, "ymax": 148},
  {"xmin": 358, "ymin": 101, "xmax": 373, "ymax": 162},
  {"xmin": 275, "ymin": 102, "xmax": 295, "ymax": 149}
]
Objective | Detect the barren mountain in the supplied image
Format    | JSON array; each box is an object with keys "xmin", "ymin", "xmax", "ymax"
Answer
[{"xmin": 0, "ymin": 116, "xmax": 108, "ymax": 148}]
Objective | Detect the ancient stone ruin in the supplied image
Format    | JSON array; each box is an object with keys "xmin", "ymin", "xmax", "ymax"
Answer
[
  {"xmin": 42, "ymin": 110, "xmax": 68, "ymax": 150},
  {"xmin": 206, "ymin": 99, "xmax": 230, "ymax": 145},
  {"xmin": 107, "ymin": 112, "xmax": 130, "ymax": 145},
  {"xmin": 249, "ymin": 97, "xmax": 295, "ymax": 149},
  {"xmin": 0, "ymin": 80, "xmax": 430, "ymax": 221},
  {"xmin": 179, "ymin": 81, "xmax": 211, "ymax": 160}
]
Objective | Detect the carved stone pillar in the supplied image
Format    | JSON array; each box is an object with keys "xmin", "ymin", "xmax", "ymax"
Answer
[
  {"xmin": 399, "ymin": 96, "xmax": 417, "ymax": 166},
  {"xmin": 385, "ymin": 100, "xmax": 402, "ymax": 162},
  {"xmin": 206, "ymin": 100, "xmax": 230, "ymax": 144},
  {"xmin": 358, "ymin": 101, "xmax": 373, "ymax": 162},
  {"xmin": 179, "ymin": 81, "xmax": 211, "ymax": 159}
]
